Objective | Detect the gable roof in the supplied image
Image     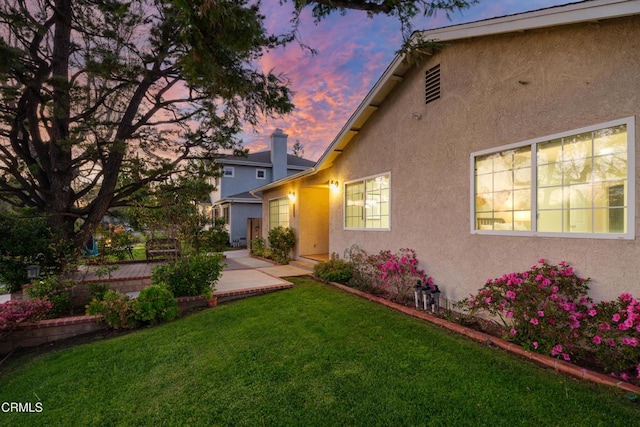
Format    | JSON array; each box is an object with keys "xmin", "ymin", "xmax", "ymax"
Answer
[
  {"xmin": 217, "ymin": 150, "xmax": 315, "ymax": 169},
  {"xmin": 252, "ymin": 0, "xmax": 640, "ymax": 194}
]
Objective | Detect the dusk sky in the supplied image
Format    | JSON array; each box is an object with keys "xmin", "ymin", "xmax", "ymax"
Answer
[{"xmin": 242, "ymin": 0, "xmax": 576, "ymax": 161}]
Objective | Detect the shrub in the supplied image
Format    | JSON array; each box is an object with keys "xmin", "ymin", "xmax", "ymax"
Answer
[
  {"xmin": 585, "ymin": 293, "xmax": 640, "ymax": 380},
  {"xmin": 86, "ymin": 290, "xmax": 137, "ymax": 329},
  {"xmin": 267, "ymin": 226, "xmax": 296, "ymax": 264},
  {"xmin": 313, "ymin": 258, "xmax": 353, "ymax": 284},
  {"xmin": 344, "ymin": 245, "xmax": 432, "ymax": 302},
  {"xmin": 0, "ymin": 216, "xmax": 77, "ymax": 293},
  {"xmin": 86, "ymin": 282, "xmax": 111, "ymax": 301},
  {"xmin": 132, "ymin": 285, "xmax": 178, "ymax": 325},
  {"xmin": 250, "ymin": 237, "xmax": 272, "ymax": 259},
  {"xmin": 457, "ymin": 259, "xmax": 592, "ymax": 361},
  {"xmin": 25, "ymin": 275, "xmax": 73, "ymax": 318},
  {"xmin": 197, "ymin": 218, "xmax": 229, "ymax": 253},
  {"xmin": 151, "ymin": 254, "xmax": 224, "ymax": 297},
  {"xmin": 0, "ymin": 299, "xmax": 52, "ymax": 337}
]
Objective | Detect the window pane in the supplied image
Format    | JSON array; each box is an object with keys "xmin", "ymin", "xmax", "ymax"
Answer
[
  {"xmin": 538, "ymin": 139, "xmax": 562, "ymax": 164},
  {"xmin": 538, "ymin": 187, "xmax": 564, "ymax": 209},
  {"xmin": 538, "ymin": 210, "xmax": 565, "ymax": 232},
  {"xmin": 594, "ymin": 125, "xmax": 627, "ymax": 155},
  {"xmin": 538, "ymin": 163, "xmax": 563, "ymax": 186},
  {"xmin": 563, "ymin": 132, "xmax": 592, "ymax": 160},
  {"xmin": 568, "ymin": 209, "xmax": 591, "ymax": 233},
  {"xmin": 593, "ymin": 153, "xmax": 627, "ymax": 181},
  {"xmin": 563, "ymin": 160, "xmax": 591, "ymax": 184},
  {"xmin": 568, "ymin": 184, "xmax": 592, "ymax": 209},
  {"xmin": 475, "ymin": 155, "xmax": 493, "ymax": 174}
]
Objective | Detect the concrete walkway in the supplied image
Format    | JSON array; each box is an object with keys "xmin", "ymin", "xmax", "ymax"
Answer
[
  {"xmin": 216, "ymin": 250, "xmax": 311, "ymax": 294},
  {"xmin": 0, "ymin": 250, "xmax": 312, "ymax": 303}
]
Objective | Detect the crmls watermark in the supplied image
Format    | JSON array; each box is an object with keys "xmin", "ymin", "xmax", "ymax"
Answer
[{"xmin": 1, "ymin": 401, "xmax": 43, "ymax": 413}]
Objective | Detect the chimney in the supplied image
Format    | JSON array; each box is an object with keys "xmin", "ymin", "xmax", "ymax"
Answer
[{"xmin": 270, "ymin": 128, "xmax": 288, "ymax": 181}]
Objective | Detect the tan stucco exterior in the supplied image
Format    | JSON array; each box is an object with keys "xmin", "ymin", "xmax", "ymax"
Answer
[
  {"xmin": 260, "ymin": 9, "xmax": 640, "ymax": 303},
  {"xmin": 261, "ymin": 169, "xmax": 332, "ymax": 258}
]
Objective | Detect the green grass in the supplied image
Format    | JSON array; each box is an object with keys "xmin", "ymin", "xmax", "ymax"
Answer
[{"xmin": 1, "ymin": 278, "xmax": 638, "ymax": 426}]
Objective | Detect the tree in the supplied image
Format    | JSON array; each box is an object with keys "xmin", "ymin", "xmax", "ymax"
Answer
[
  {"xmin": 291, "ymin": 0, "xmax": 477, "ymax": 52},
  {"xmin": 0, "ymin": 0, "xmax": 293, "ymax": 250},
  {"xmin": 0, "ymin": 0, "xmax": 474, "ymax": 254},
  {"xmin": 292, "ymin": 140, "xmax": 304, "ymax": 158}
]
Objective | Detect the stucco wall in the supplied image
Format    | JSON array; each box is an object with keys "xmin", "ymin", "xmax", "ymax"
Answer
[
  {"xmin": 262, "ymin": 170, "xmax": 332, "ymax": 258},
  {"xmin": 329, "ymin": 15, "xmax": 640, "ymax": 302}
]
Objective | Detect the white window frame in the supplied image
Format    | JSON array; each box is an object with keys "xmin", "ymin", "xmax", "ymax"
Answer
[
  {"xmin": 223, "ymin": 166, "xmax": 234, "ymax": 177},
  {"xmin": 470, "ymin": 117, "xmax": 635, "ymax": 239},
  {"xmin": 344, "ymin": 172, "xmax": 391, "ymax": 231},
  {"xmin": 268, "ymin": 197, "xmax": 289, "ymax": 230},
  {"xmin": 256, "ymin": 169, "xmax": 266, "ymax": 179}
]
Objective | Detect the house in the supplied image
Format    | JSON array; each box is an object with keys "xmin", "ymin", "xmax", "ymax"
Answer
[
  {"xmin": 252, "ymin": 0, "xmax": 640, "ymax": 303},
  {"xmin": 208, "ymin": 129, "xmax": 314, "ymax": 246}
]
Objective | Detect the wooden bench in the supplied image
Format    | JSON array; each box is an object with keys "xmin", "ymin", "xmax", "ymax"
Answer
[{"xmin": 145, "ymin": 238, "xmax": 180, "ymax": 261}]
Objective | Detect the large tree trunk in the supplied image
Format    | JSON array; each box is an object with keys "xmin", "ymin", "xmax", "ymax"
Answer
[{"xmin": 45, "ymin": 0, "xmax": 76, "ymax": 243}]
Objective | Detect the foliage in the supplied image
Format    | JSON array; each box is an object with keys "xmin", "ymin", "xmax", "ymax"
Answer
[
  {"xmin": 0, "ymin": 299, "xmax": 51, "ymax": 337},
  {"xmin": 25, "ymin": 275, "xmax": 73, "ymax": 318},
  {"xmin": 249, "ymin": 237, "xmax": 271, "ymax": 259},
  {"xmin": 151, "ymin": 254, "xmax": 224, "ymax": 297},
  {"xmin": 86, "ymin": 282, "xmax": 111, "ymax": 302},
  {"xmin": 291, "ymin": 0, "xmax": 477, "ymax": 49},
  {"xmin": 457, "ymin": 260, "xmax": 593, "ymax": 361},
  {"xmin": 0, "ymin": 0, "xmax": 294, "ymax": 251},
  {"xmin": 313, "ymin": 258, "xmax": 353, "ymax": 284},
  {"xmin": 344, "ymin": 244, "xmax": 432, "ymax": 302},
  {"xmin": 86, "ymin": 291, "xmax": 137, "ymax": 330},
  {"xmin": 97, "ymin": 224, "xmax": 136, "ymax": 261},
  {"xmin": 0, "ymin": 215, "xmax": 77, "ymax": 293},
  {"xmin": 375, "ymin": 248, "xmax": 431, "ymax": 302},
  {"xmin": 129, "ymin": 174, "xmax": 213, "ymax": 254},
  {"xmin": 132, "ymin": 285, "xmax": 179, "ymax": 325},
  {"xmin": 458, "ymin": 259, "xmax": 640, "ymax": 382},
  {"xmin": 267, "ymin": 226, "xmax": 296, "ymax": 264},
  {"xmin": 585, "ymin": 294, "xmax": 640, "ymax": 381},
  {"xmin": 196, "ymin": 218, "xmax": 230, "ymax": 254}
]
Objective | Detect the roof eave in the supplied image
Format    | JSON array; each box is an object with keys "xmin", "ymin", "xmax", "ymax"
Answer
[{"xmin": 313, "ymin": 0, "xmax": 640, "ymax": 172}]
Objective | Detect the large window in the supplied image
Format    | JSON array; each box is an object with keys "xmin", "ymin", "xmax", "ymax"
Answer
[
  {"xmin": 269, "ymin": 197, "xmax": 289, "ymax": 229},
  {"xmin": 345, "ymin": 173, "xmax": 390, "ymax": 230},
  {"xmin": 472, "ymin": 118, "xmax": 634, "ymax": 238}
]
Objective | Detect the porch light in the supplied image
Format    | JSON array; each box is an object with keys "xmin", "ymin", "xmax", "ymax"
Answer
[
  {"xmin": 26, "ymin": 264, "xmax": 41, "ymax": 280},
  {"xmin": 330, "ymin": 180, "xmax": 340, "ymax": 191},
  {"xmin": 288, "ymin": 191, "xmax": 296, "ymax": 201}
]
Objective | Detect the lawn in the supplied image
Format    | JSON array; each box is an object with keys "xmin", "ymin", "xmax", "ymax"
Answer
[{"xmin": 0, "ymin": 278, "xmax": 638, "ymax": 426}]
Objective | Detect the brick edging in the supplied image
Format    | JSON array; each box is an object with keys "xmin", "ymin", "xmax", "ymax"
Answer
[{"xmin": 325, "ymin": 280, "xmax": 640, "ymax": 395}]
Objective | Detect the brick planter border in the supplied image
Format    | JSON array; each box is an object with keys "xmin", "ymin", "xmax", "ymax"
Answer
[
  {"xmin": 0, "ymin": 315, "xmax": 106, "ymax": 355},
  {"xmin": 325, "ymin": 280, "xmax": 640, "ymax": 395}
]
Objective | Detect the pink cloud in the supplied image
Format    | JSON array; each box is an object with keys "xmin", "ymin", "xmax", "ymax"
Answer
[{"xmin": 241, "ymin": 1, "xmax": 570, "ymax": 161}]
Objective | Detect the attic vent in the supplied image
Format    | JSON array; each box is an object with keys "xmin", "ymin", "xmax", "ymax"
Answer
[{"xmin": 425, "ymin": 64, "xmax": 440, "ymax": 105}]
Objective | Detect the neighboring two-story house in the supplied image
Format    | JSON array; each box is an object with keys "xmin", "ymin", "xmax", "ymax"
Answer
[{"xmin": 207, "ymin": 129, "xmax": 314, "ymax": 246}]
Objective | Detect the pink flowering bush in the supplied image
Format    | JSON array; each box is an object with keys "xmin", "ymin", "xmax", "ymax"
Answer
[
  {"xmin": 457, "ymin": 259, "xmax": 593, "ymax": 361},
  {"xmin": 0, "ymin": 299, "xmax": 52, "ymax": 338},
  {"xmin": 345, "ymin": 245, "xmax": 433, "ymax": 302},
  {"xmin": 458, "ymin": 259, "xmax": 640, "ymax": 383},
  {"xmin": 585, "ymin": 293, "xmax": 640, "ymax": 380},
  {"xmin": 375, "ymin": 249, "xmax": 432, "ymax": 301}
]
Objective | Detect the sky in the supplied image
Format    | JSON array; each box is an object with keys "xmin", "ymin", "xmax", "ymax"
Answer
[{"xmin": 241, "ymin": 0, "xmax": 577, "ymax": 161}]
